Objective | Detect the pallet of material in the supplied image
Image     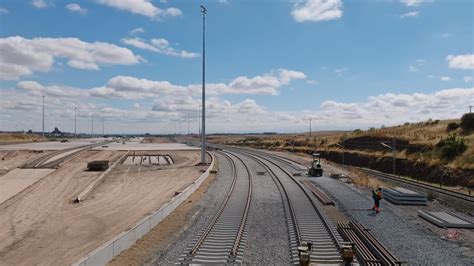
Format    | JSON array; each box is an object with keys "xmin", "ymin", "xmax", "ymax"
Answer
[
  {"xmin": 382, "ymin": 187, "xmax": 427, "ymax": 205},
  {"xmin": 418, "ymin": 210, "xmax": 474, "ymax": 229},
  {"xmin": 87, "ymin": 160, "xmax": 109, "ymax": 171}
]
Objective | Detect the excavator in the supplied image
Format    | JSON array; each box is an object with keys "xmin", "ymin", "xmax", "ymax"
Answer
[{"xmin": 308, "ymin": 153, "xmax": 323, "ymax": 177}]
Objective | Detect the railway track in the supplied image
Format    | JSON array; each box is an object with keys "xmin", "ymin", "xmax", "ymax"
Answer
[
  {"xmin": 229, "ymin": 148, "xmax": 352, "ymax": 264},
  {"xmin": 21, "ymin": 141, "xmax": 110, "ymax": 169},
  {"xmin": 357, "ymin": 168, "xmax": 474, "ymax": 203},
  {"xmin": 220, "ymin": 145, "xmax": 473, "ymax": 204},
  {"xmin": 179, "ymin": 151, "xmax": 252, "ymax": 264}
]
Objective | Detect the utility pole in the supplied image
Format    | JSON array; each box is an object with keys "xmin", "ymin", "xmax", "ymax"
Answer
[
  {"xmin": 200, "ymin": 5, "xmax": 207, "ymax": 164},
  {"xmin": 102, "ymin": 117, "xmax": 105, "ymax": 137},
  {"xmin": 42, "ymin": 95, "xmax": 45, "ymax": 138},
  {"xmin": 179, "ymin": 119, "xmax": 182, "ymax": 135},
  {"xmin": 309, "ymin": 118, "xmax": 312, "ymax": 137},
  {"xmin": 187, "ymin": 113, "xmax": 190, "ymax": 135},
  {"xmin": 74, "ymin": 107, "xmax": 77, "ymax": 139}
]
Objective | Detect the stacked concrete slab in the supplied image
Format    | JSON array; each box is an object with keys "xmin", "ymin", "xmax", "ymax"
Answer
[
  {"xmin": 382, "ymin": 187, "xmax": 427, "ymax": 205},
  {"xmin": 418, "ymin": 210, "xmax": 474, "ymax": 229}
]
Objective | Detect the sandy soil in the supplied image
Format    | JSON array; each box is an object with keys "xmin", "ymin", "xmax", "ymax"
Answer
[
  {"xmin": 0, "ymin": 149, "xmax": 207, "ymax": 265},
  {"xmin": 0, "ymin": 150, "xmax": 49, "ymax": 174},
  {"xmin": 108, "ymin": 157, "xmax": 217, "ymax": 266}
]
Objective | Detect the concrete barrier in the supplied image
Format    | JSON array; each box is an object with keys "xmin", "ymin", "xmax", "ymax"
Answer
[{"xmin": 73, "ymin": 152, "xmax": 215, "ymax": 266}]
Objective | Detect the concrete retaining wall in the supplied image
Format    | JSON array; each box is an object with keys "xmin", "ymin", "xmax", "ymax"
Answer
[{"xmin": 73, "ymin": 152, "xmax": 215, "ymax": 266}]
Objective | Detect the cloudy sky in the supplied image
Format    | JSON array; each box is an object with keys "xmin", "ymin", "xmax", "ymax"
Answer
[{"xmin": 0, "ymin": 0, "xmax": 473, "ymax": 134}]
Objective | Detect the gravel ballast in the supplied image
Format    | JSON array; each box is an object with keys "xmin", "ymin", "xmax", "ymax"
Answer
[
  {"xmin": 151, "ymin": 151, "xmax": 292, "ymax": 264},
  {"xmin": 238, "ymin": 153, "xmax": 292, "ymax": 264},
  {"xmin": 150, "ymin": 152, "xmax": 234, "ymax": 264},
  {"xmin": 311, "ymin": 176, "xmax": 473, "ymax": 265}
]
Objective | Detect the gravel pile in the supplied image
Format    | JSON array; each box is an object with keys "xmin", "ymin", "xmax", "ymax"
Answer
[
  {"xmin": 239, "ymin": 154, "xmax": 292, "ymax": 264},
  {"xmin": 150, "ymin": 152, "xmax": 234, "ymax": 265},
  {"xmin": 311, "ymin": 176, "xmax": 473, "ymax": 265}
]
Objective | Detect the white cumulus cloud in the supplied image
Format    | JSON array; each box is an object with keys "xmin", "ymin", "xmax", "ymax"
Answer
[
  {"xmin": 66, "ymin": 3, "xmax": 87, "ymax": 14},
  {"xmin": 96, "ymin": 0, "xmax": 182, "ymax": 18},
  {"xmin": 291, "ymin": 0, "xmax": 343, "ymax": 22},
  {"xmin": 400, "ymin": 11, "xmax": 419, "ymax": 18},
  {"xmin": 31, "ymin": 0, "xmax": 49, "ymax": 8},
  {"xmin": 0, "ymin": 36, "xmax": 143, "ymax": 80},
  {"xmin": 122, "ymin": 37, "xmax": 199, "ymax": 58},
  {"xmin": 400, "ymin": 0, "xmax": 433, "ymax": 7},
  {"xmin": 446, "ymin": 54, "xmax": 474, "ymax": 70}
]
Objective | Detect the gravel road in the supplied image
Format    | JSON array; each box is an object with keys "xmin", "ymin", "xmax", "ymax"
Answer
[{"xmin": 311, "ymin": 176, "xmax": 474, "ymax": 265}]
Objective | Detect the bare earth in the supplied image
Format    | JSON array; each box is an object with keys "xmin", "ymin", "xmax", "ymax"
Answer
[
  {"xmin": 0, "ymin": 149, "xmax": 207, "ymax": 265},
  {"xmin": 0, "ymin": 150, "xmax": 49, "ymax": 175}
]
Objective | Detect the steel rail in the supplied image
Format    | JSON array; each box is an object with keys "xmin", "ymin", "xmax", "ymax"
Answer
[
  {"xmin": 230, "ymin": 148, "xmax": 346, "ymax": 264},
  {"xmin": 180, "ymin": 151, "xmax": 252, "ymax": 264},
  {"xmin": 358, "ymin": 168, "xmax": 474, "ymax": 203},
  {"xmin": 21, "ymin": 140, "xmax": 112, "ymax": 168}
]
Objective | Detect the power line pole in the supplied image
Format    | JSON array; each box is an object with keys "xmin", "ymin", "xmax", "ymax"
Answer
[
  {"xmin": 200, "ymin": 5, "xmax": 207, "ymax": 164},
  {"xmin": 42, "ymin": 95, "xmax": 45, "ymax": 138},
  {"xmin": 74, "ymin": 107, "xmax": 77, "ymax": 139},
  {"xmin": 309, "ymin": 118, "xmax": 312, "ymax": 137},
  {"xmin": 187, "ymin": 113, "xmax": 190, "ymax": 135},
  {"xmin": 102, "ymin": 117, "xmax": 105, "ymax": 136}
]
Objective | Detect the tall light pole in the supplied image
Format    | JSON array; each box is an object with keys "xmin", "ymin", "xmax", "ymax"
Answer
[
  {"xmin": 74, "ymin": 107, "xmax": 77, "ymax": 139},
  {"xmin": 309, "ymin": 118, "xmax": 312, "ymax": 137},
  {"xmin": 42, "ymin": 95, "xmax": 45, "ymax": 138},
  {"xmin": 200, "ymin": 5, "xmax": 207, "ymax": 164}
]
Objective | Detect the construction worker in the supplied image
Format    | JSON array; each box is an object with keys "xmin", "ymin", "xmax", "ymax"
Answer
[{"xmin": 372, "ymin": 188, "xmax": 382, "ymax": 213}]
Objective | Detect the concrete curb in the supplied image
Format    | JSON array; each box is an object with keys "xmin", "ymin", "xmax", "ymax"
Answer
[
  {"xmin": 72, "ymin": 152, "xmax": 215, "ymax": 266},
  {"xmin": 74, "ymin": 151, "xmax": 130, "ymax": 203}
]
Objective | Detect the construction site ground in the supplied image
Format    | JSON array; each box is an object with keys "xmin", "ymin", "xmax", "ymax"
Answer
[{"xmin": 0, "ymin": 142, "xmax": 208, "ymax": 265}]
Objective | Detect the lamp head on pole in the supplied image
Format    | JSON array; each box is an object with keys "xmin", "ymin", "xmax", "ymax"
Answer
[{"xmin": 200, "ymin": 5, "xmax": 206, "ymax": 14}]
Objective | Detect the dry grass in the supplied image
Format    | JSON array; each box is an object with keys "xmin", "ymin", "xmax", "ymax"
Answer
[
  {"xmin": 211, "ymin": 118, "xmax": 473, "ymax": 170},
  {"xmin": 0, "ymin": 133, "xmax": 43, "ymax": 143},
  {"xmin": 350, "ymin": 169, "xmax": 389, "ymax": 189}
]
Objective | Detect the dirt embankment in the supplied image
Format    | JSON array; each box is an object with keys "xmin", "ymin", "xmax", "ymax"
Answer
[{"xmin": 319, "ymin": 150, "xmax": 474, "ymax": 188}]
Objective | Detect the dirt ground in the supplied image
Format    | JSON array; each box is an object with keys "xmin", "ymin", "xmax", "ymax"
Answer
[
  {"xmin": 0, "ymin": 149, "xmax": 208, "ymax": 265},
  {"xmin": 0, "ymin": 150, "xmax": 49, "ymax": 175},
  {"xmin": 108, "ymin": 158, "xmax": 218, "ymax": 266}
]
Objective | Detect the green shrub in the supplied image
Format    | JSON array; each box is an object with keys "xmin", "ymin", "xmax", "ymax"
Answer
[
  {"xmin": 446, "ymin": 122, "xmax": 459, "ymax": 132},
  {"xmin": 460, "ymin": 113, "xmax": 474, "ymax": 131},
  {"xmin": 436, "ymin": 134, "xmax": 467, "ymax": 160}
]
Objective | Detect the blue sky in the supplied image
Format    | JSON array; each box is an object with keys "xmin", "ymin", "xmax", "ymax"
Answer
[{"xmin": 0, "ymin": 0, "xmax": 473, "ymax": 134}]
